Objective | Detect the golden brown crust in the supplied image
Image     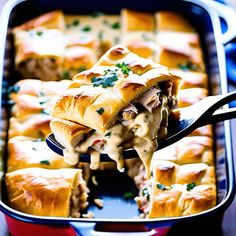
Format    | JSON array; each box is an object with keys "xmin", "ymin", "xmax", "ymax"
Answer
[
  {"xmin": 155, "ymin": 11, "xmax": 196, "ymax": 32},
  {"xmin": 122, "ymin": 9, "xmax": 154, "ymax": 32},
  {"xmin": 148, "ymin": 184, "xmax": 216, "ymax": 218},
  {"xmin": 52, "ymin": 45, "xmax": 180, "ymax": 132},
  {"xmin": 5, "ymin": 168, "xmax": 82, "ymax": 217},
  {"xmin": 8, "ymin": 114, "xmax": 51, "ymax": 139},
  {"xmin": 7, "ymin": 136, "xmax": 72, "ymax": 172},
  {"xmin": 153, "ymin": 136, "xmax": 214, "ymax": 165},
  {"xmin": 13, "ymin": 11, "xmax": 65, "ymax": 32},
  {"xmin": 50, "ymin": 118, "xmax": 92, "ymax": 150},
  {"xmin": 151, "ymin": 160, "xmax": 215, "ymax": 186}
]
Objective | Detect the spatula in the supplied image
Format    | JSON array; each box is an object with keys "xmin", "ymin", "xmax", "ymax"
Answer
[{"xmin": 46, "ymin": 91, "xmax": 236, "ymax": 162}]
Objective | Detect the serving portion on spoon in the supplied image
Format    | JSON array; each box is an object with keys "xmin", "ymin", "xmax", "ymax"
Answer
[{"xmin": 46, "ymin": 90, "xmax": 236, "ymax": 163}]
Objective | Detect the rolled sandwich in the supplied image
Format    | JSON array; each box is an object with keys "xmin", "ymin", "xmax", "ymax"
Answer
[
  {"xmin": 51, "ymin": 45, "xmax": 180, "ymax": 173},
  {"xmin": 5, "ymin": 168, "xmax": 89, "ymax": 217}
]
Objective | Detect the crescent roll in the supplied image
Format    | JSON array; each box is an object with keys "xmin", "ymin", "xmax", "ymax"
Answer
[
  {"xmin": 5, "ymin": 168, "xmax": 89, "ymax": 217},
  {"xmin": 14, "ymin": 29, "xmax": 64, "ymax": 81},
  {"xmin": 7, "ymin": 136, "xmax": 72, "ymax": 172},
  {"xmin": 51, "ymin": 45, "xmax": 180, "ymax": 171},
  {"xmin": 13, "ymin": 10, "xmax": 65, "ymax": 32}
]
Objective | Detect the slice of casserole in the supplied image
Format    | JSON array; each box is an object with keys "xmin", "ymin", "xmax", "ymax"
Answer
[{"xmin": 50, "ymin": 45, "xmax": 180, "ymax": 174}]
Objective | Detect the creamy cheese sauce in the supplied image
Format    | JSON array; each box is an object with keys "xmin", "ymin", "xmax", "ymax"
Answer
[
  {"xmin": 90, "ymin": 150, "xmax": 100, "ymax": 170},
  {"xmin": 63, "ymin": 148, "xmax": 80, "ymax": 165}
]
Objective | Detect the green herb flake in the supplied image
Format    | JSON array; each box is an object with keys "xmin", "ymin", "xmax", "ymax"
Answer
[
  {"xmin": 186, "ymin": 183, "xmax": 196, "ymax": 191},
  {"xmin": 156, "ymin": 183, "xmax": 166, "ymax": 190},
  {"xmin": 36, "ymin": 31, "xmax": 43, "ymax": 36},
  {"xmin": 91, "ymin": 73, "xmax": 118, "ymax": 88},
  {"xmin": 38, "ymin": 97, "xmax": 48, "ymax": 105},
  {"xmin": 7, "ymin": 85, "xmax": 20, "ymax": 95},
  {"xmin": 77, "ymin": 66, "xmax": 87, "ymax": 73},
  {"xmin": 32, "ymin": 147, "xmax": 37, "ymax": 151},
  {"xmin": 96, "ymin": 107, "xmax": 104, "ymax": 115},
  {"xmin": 142, "ymin": 187, "xmax": 148, "ymax": 196},
  {"xmin": 123, "ymin": 192, "xmax": 134, "ymax": 199},
  {"xmin": 41, "ymin": 110, "xmax": 50, "ymax": 115},
  {"xmin": 63, "ymin": 70, "xmax": 71, "ymax": 80},
  {"xmin": 98, "ymin": 30, "xmax": 104, "ymax": 41},
  {"xmin": 81, "ymin": 26, "xmax": 91, "ymax": 32},
  {"xmin": 72, "ymin": 19, "xmax": 80, "ymax": 26},
  {"xmin": 40, "ymin": 160, "xmax": 50, "ymax": 165},
  {"xmin": 105, "ymin": 132, "xmax": 111, "ymax": 137},
  {"xmin": 116, "ymin": 62, "xmax": 131, "ymax": 75},
  {"xmin": 142, "ymin": 33, "xmax": 152, "ymax": 42},
  {"xmin": 111, "ymin": 21, "xmax": 121, "ymax": 29},
  {"xmin": 178, "ymin": 62, "xmax": 200, "ymax": 72}
]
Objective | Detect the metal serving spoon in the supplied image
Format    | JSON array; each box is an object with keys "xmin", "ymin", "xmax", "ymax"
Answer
[{"xmin": 46, "ymin": 91, "xmax": 236, "ymax": 162}]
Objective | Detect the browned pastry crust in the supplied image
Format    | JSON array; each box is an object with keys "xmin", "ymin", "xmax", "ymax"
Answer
[
  {"xmin": 5, "ymin": 168, "xmax": 88, "ymax": 217},
  {"xmin": 52, "ymin": 45, "xmax": 180, "ymax": 132},
  {"xmin": 7, "ymin": 136, "xmax": 72, "ymax": 172},
  {"xmin": 155, "ymin": 11, "xmax": 196, "ymax": 32},
  {"xmin": 153, "ymin": 136, "xmax": 214, "ymax": 165},
  {"xmin": 13, "ymin": 10, "xmax": 65, "ymax": 32},
  {"xmin": 8, "ymin": 114, "xmax": 51, "ymax": 139}
]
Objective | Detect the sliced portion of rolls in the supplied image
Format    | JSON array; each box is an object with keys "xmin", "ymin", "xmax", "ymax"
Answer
[
  {"xmin": 6, "ymin": 168, "xmax": 89, "ymax": 217},
  {"xmin": 51, "ymin": 45, "xmax": 180, "ymax": 172}
]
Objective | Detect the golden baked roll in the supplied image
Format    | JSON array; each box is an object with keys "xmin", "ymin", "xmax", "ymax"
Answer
[
  {"xmin": 153, "ymin": 136, "xmax": 214, "ymax": 165},
  {"xmin": 14, "ymin": 29, "xmax": 64, "ymax": 80},
  {"xmin": 155, "ymin": 11, "xmax": 196, "ymax": 33},
  {"xmin": 178, "ymin": 88, "xmax": 208, "ymax": 107},
  {"xmin": 64, "ymin": 15, "xmax": 121, "ymax": 56},
  {"xmin": 5, "ymin": 168, "xmax": 89, "ymax": 217},
  {"xmin": 51, "ymin": 45, "xmax": 180, "ymax": 172},
  {"xmin": 53, "ymin": 45, "xmax": 180, "ymax": 131},
  {"xmin": 7, "ymin": 136, "xmax": 72, "ymax": 172},
  {"xmin": 62, "ymin": 46, "xmax": 97, "ymax": 79},
  {"xmin": 13, "ymin": 10, "xmax": 65, "ymax": 32},
  {"xmin": 8, "ymin": 113, "xmax": 51, "ymax": 139},
  {"xmin": 146, "ymin": 183, "xmax": 216, "ymax": 218},
  {"xmin": 8, "ymin": 79, "xmax": 71, "ymax": 101},
  {"xmin": 170, "ymin": 69, "xmax": 208, "ymax": 89},
  {"xmin": 121, "ymin": 9, "xmax": 156, "ymax": 59},
  {"xmin": 156, "ymin": 31, "xmax": 204, "ymax": 71},
  {"xmin": 151, "ymin": 160, "xmax": 215, "ymax": 186}
]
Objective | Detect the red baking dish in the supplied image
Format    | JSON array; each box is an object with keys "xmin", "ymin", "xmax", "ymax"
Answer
[{"xmin": 0, "ymin": 0, "xmax": 235, "ymax": 235}]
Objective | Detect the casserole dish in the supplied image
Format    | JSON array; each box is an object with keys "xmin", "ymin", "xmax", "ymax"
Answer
[{"xmin": 0, "ymin": 0, "xmax": 235, "ymax": 235}]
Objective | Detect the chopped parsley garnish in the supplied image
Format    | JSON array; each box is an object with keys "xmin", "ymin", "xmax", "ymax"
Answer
[
  {"xmin": 186, "ymin": 183, "xmax": 196, "ymax": 191},
  {"xmin": 98, "ymin": 30, "xmax": 104, "ymax": 41},
  {"xmin": 7, "ymin": 85, "xmax": 20, "ymax": 94},
  {"xmin": 105, "ymin": 132, "xmax": 111, "ymax": 137},
  {"xmin": 96, "ymin": 107, "xmax": 104, "ymax": 115},
  {"xmin": 111, "ymin": 21, "xmax": 121, "ymax": 29},
  {"xmin": 39, "ymin": 91, "xmax": 46, "ymax": 97},
  {"xmin": 123, "ymin": 192, "xmax": 134, "ymax": 199},
  {"xmin": 72, "ymin": 19, "xmax": 80, "ymax": 26},
  {"xmin": 40, "ymin": 160, "xmax": 50, "ymax": 165},
  {"xmin": 38, "ymin": 97, "xmax": 48, "ymax": 105},
  {"xmin": 91, "ymin": 72, "xmax": 118, "ymax": 88},
  {"xmin": 63, "ymin": 70, "xmax": 71, "ymax": 80},
  {"xmin": 150, "ymin": 171, "xmax": 153, "ymax": 177},
  {"xmin": 156, "ymin": 183, "xmax": 166, "ymax": 190},
  {"xmin": 36, "ymin": 31, "xmax": 43, "ymax": 36},
  {"xmin": 178, "ymin": 62, "xmax": 200, "ymax": 71},
  {"xmin": 81, "ymin": 26, "xmax": 91, "ymax": 32},
  {"xmin": 141, "ymin": 187, "xmax": 150, "ymax": 201},
  {"xmin": 77, "ymin": 66, "xmax": 87, "ymax": 73},
  {"xmin": 32, "ymin": 147, "xmax": 37, "ymax": 151},
  {"xmin": 116, "ymin": 62, "xmax": 131, "ymax": 75},
  {"xmin": 91, "ymin": 11, "xmax": 103, "ymax": 18}
]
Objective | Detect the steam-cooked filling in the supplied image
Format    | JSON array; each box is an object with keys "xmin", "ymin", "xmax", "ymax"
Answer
[
  {"xmin": 70, "ymin": 177, "xmax": 89, "ymax": 218},
  {"xmin": 64, "ymin": 81, "xmax": 175, "ymax": 175},
  {"xmin": 18, "ymin": 58, "xmax": 60, "ymax": 80}
]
